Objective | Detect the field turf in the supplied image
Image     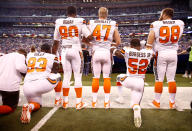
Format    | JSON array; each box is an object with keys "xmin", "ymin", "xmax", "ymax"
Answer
[
  {"xmin": 0, "ymin": 74, "xmax": 192, "ymax": 131},
  {"xmin": 79, "ymin": 73, "xmax": 192, "ymax": 87},
  {"xmin": 0, "ymin": 108, "xmax": 192, "ymax": 131}
]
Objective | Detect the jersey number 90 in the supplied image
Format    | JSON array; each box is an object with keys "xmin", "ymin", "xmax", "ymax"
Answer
[{"xmin": 59, "ymin": 26, "xmax": 79, "ymax": 39}]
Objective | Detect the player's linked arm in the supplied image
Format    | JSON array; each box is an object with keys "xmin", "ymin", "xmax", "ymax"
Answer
[
  {"xmin": 146, "ymin": 30, "xmax": 155, "ymax": 49},
  {"xmin": 113, "ymin": 28, "xmax": 121, "ymax": 46},
  {"xmin": 52, "ymin": 40, "xmax": 59, "ymax": 55},
  {"xmin": 110, "ymin": 47, "xmax": 124, "ymax": 59},
  {"xmin": 51, "ymin": 62, "xmax": 60, "ymax": 74}
]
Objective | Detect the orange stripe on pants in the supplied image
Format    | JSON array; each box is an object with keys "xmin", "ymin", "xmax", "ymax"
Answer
[
  {"xmin": 54, "ymin": 81, "xmax": 62, "ymax": 92},
  {"xmin": 168, "ymin": 81, "xmax": 176, "ymax": 93},
  {"xmin": 63, "ymin": 88, "xmax": 70, "ymax": 96},
  {"xmin": 104, "ymin": 78, "xmax": 111, "ymax": 93},
  {"xmin": 75, "ymin": 88, "xmax": 82, "ymax": 98},
  {"xmin": 154, "ymin": 82, "xmax": 163, "ymax": 93},
  {"xmin": 92, "ymin": 78, "xmax": 99, "ymax": 93}
]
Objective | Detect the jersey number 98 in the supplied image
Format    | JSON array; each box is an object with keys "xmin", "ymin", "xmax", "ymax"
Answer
[{"xmin": 159, "ymin": 25, "xmax": 180, "ymax": 44}]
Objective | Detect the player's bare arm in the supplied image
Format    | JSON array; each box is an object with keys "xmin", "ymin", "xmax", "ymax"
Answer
[
  {"xmin": 110, "ymin": 47, "xmax": 124, "ymax": 59},
  {"xmin": 52, "ymin": 40, "xmax": 59, "ymax": 55},
  {"xmin": 146, "ymin": 30, "xmax": 155, "ymax": 49},
  {"xmin": 178, "ymin": 50, "xmax": 187, "ymax": 55},
  {"xmin": 51, "ymin": 62, "xmax": 60, "ymax": 74},
  {"xmin": 113, "ymin": 28, "xmax": 121, "ymax": 46}
]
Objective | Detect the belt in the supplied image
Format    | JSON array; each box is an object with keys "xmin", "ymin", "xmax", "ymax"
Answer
[{"xmin": 62, "ymin": 45, "xmax": 72, "ymax": 49}]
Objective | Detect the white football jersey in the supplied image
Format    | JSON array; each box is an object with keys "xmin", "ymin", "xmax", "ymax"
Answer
[
  {"xmin": 150, "ymin": 20, "xmax": 184, "ymax": 52},
  {"xmin": 24, "ymin": 52, "xmax": 58, "ymax": 82},
  {"xmin": 121, "ymin": 47, "xmax": 153, "ymax": 78},
  {"xmin": 88, "ymin": 19, "xmax": 117, "ymax": 51},
  {"xmin": 0, "ymin": 52, "xmax": 27, "ymax": 91},
  {"xmin": 54, "ymin": 17, "xmax": 91, "ymax": 51}
]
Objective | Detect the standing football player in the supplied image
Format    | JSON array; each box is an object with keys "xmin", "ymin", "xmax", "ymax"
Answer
[
  {"xmin": 147, "ymin": 8, "xmax": 184, "ymax": 109},
  {"xmin": 52, "ymin": 6, "xmax": 92, "ymax": 109},
  {"xmin": 87, "ymin": 7, "xmax": 121, "ymax": 109},
  {"xmin": 0, "ymin": 49, "xmax": 27, "ymax": 115},
  {"xmin": 111, "ymin": 38, "xmax": 153, "ymax": 127},
  {"xmin": 21, "ymin": 44, "xmax": 61, "ymax": 123}
]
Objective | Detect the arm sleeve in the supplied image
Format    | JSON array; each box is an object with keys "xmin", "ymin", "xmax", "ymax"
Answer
[{"xmin": 15, "ymin": 54, "xmax": 27, "ymax": 73}]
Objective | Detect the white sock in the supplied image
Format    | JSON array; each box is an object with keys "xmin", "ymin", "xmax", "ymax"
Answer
[
  {"xmin": 169, "ymin": 93, "xmax": 176, "ymax": 103},
  {"xmin": 105, "ymin": 93, "xmax": 110, "ymax": 103},
  {"xmin": 117, "ymin": 86, "xmax": 123, "ymax": 98},
  {"xmin": 55, "ymin": 92, "xmax": 60, "ymax": 100},
  {"xmin": 63, "ymin": 96, "xmax": 69, "ymax": 103},
  {"xmin": 154, "ymin": 93, "xmax": 161, "ymax": 103},
  {"xmin": 76, "ymin": 98, "xmax": 82, "ymax": 104},
  {"xmin": 92, "ymin": 93, "xmax": 98, "ymax": 102}
]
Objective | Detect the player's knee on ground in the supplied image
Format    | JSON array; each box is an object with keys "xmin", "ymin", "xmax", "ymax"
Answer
[
  {"xmin": 29, "ymin": 102, "xmax": 41, "ymax": 112},
  {"xmin": 0, "ymin": 105, "xmax": 15, "ymax": 115}
]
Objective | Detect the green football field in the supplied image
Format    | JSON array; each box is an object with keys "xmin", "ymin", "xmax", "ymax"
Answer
[
  {"xmin": 0, "ymin": 107, "xmax": 192, "ymax": 131},
  {"xmin": 80, "ymin": 73, "xmax": 192, "ymax": 87},
  {"xmin": 0, "ymin": 74, "xmax": 192, "ymax": 131}
]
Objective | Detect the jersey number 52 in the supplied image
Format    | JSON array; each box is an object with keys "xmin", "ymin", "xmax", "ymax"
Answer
[{"xmin": 128, "ymin": 58, "xmax": 149, "ymax": 74}]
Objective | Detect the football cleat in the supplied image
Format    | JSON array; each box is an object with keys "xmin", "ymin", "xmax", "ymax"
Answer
[
  {"xmin": 20, "ymin": 104, "xmax": 31, "ymax": 124},
  {"xmin": 62, "ymin": 102, "xmax": 69, "ymax": 109},
  {"xmin": 152, "ymin": 100, "xmax": 160, "ymax": 108},
  {"xmin": 92, "ymin": 101, "xmax": 97, "ymax": 108},
  {"xmin": 104, "ymin": 101, "xmax": 110, "ymax": 109},
  {"xmin": 55, "ymin": 98, "xmax": 62, "ymax": 107},
  {"xmin": 169, "ymin": 101, "xmax": 176, "ymax": 109},
  {"xmin": 189, "ymin": 75, "xmax": 191, "ymax": 79},
  {"xmin": 76, "ymin": 102, "xmax": 87, "ymax": 110},
  {"xmin": 182, "ymin": 74, "xmax": 188, "ymax": 78},
  {"xmin": 133, "ymin": 105, "xmax": 142, "ymax": 128},
  {"xmin": 115, "ymin": 97, "xmax": 124, "ymax": 104}
]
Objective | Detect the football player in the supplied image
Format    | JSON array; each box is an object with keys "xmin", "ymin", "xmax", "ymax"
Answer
[
  {"xmin": 111, "ymin": 38, "xmax": 153, "ymax": 128},
  {"xmin": 147, "ymin": 8, "xmax": 184, "ymax": 109},
  {"xmin": 87, "ymin": 7, "xmax": 121, "ymax": 109},
  {"xmin": 52, "ymin": 6, "xmax": 92, "ymax": 109},
  {"xmin": 20, "ymin": 44, "xmax": 61, "ymax": 123},
  {"xmin": 0, "ymin": 49, "xmax": 27, "ymax": 115}
]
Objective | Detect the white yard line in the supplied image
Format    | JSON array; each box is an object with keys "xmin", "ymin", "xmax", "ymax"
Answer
[{"xmin": 31, "ymin": 107, "xmax": 59, "ymax": 131}]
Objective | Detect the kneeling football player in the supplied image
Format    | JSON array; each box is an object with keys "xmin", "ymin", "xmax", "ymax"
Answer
[
  {"xmin": 111, "ymin": 39, "xmax": 153, "ymax": 128},
  {"xmin": 20, "ymin": 44, "xmax": 62, "ymax": 123}
]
